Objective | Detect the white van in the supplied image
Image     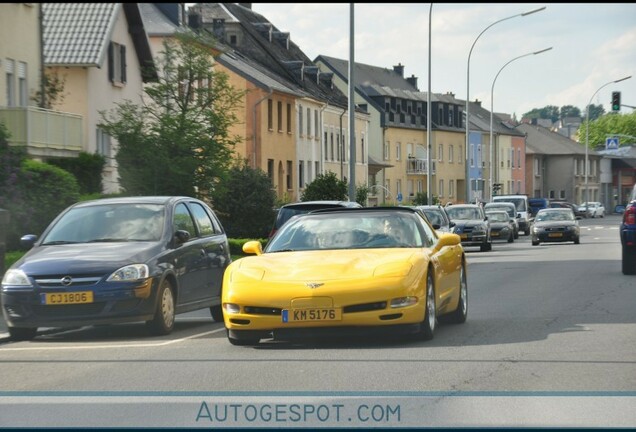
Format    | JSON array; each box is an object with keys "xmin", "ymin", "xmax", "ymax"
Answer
[{"xmin": 492, "ymin": 195, "xmax": 530, "ymax": 235}]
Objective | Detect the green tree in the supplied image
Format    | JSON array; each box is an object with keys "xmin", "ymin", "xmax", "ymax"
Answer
[
  {"xmin": 578, "ymin": 111, "xmax": 636, "ymax": 149},
  {"xmin": 560, "ymin": 105, "xmax": 581, "ymax": 119},
  {"xmin": 98, "ymin": 31, "xmax": 245, "ymax": 198},
  {"xmin": 210, "ymin": 160, "xmax": 277, "ymax": 238},
  {"xmin": 301, "ymin": 171, "xmax": 348, "ymax": 201},
  {"xmin": 586, "ymin": 104, "xmax": 606, "ymax": 122},
  {"xmin": 355, "ymin": 183, "xmax": 369, "ymax": 206}
]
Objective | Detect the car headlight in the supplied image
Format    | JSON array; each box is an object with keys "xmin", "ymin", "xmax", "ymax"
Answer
[
  {"xmin": 1, "ymin": 269, "xmax": 32, "ymax": 286},
  {"xmin": 390, "ymin": 296, "xmax": 418, "ymax": 308},
  {"xmin": 107, "ymin": 264, "xmax": 149, "ymax": 282},
  {"xmin": 533, "ymin": 226, "xmax": 541, "ymax": 233},
  {"xmin": 472, "ymin": 225, "xmax": 486, "ymax": 235}
]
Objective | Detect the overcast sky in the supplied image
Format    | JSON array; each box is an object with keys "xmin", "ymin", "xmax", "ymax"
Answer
[{"xmin": 248, "ymin": 3, "xmax": 636, "ymax": 118}]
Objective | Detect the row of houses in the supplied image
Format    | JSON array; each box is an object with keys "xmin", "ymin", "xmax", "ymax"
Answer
[{"xmin": 2, "ymin": 3, "xmax": 635, "ymax": 209}]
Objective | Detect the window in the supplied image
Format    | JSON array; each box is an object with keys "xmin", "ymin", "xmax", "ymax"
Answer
[
  {"xmin": 459, "ymin": 145, "xmax": 463, "ymax": 164},
  {"xmin": 315, "ymin": 161, "xmax": 319, "ymax": 179},
  {"xmin": 560, "ymin": 190, "xmax": 566, "ymax": 200},
  {"xmin": 173, "ymin": 203, "xmax": 196, "ymax": 238},
  {"xmin": 189, "ymin": 202, "xmax": 217, "ymax": 236},
  {"xmin": 361, "ymin": 135, "xmax": 365, "ymax": 163},
  {"xmin": 501, "ymin": 148, "xmax": 504, "ymax": 168},
  {"xmin": 299, "ymin": 160, "xmax": 304, "ymax": 188},
  {"xmin": 267, "ymin": 159, "xmax": 274, "ymax": 182},
  {"xmin": 417, "ymin": 180, "xmax": 423, "ymax": 193},
  {"xmin": 315, "ymin": 110, "xmax": 319, "ymax": 140},
  {"xmin": 534, "ymin": 158, "xmax": 540, "ymax": 176},
  {"xmin": 438, "ymin": 143, "xmax": 443, "ymax": 162},
  {"xmin": 385, "ymin": 179, "xmax": 390, "ymax": 198},
  {"xmin": 306, "ymin": 107, "xmax": 311, "ymax": 136},
  {"xmin": 439, "ymin": 179, "xmax": 444, "ymax": 198},
  {"xmin": 286, "ymin": 103, "xmax": 292, "ymax": 133},
  {"xmin": 324, "ymin": 131, "xmax": 328, "ymax": 158},
  {"xmin": 5, "ymin": 58, "xmax": 15, "ymax": 106},
  {"xmin": 229, "ymin": 35, "xmax": 237, "ymax": 45},
  {"xmin": 396, "ymin": 143, "xmax": 401, "ymax": 161},
  {"xmin": 108, "ymin": 42, "xmax": 126, "ymax": 85},
  {"xmin": 574, "ymin": 159, "xmax": 578, "ymax": 176},
  {"xmin": 286, "ymin": 160, "xmax": 293, "ymax": 190},
  {"xmin": 549, "ymin": 190, "xmax": 555, "ymax": 199},
  {"xmin": 336, "ymin": 134, "xmax": 341, "ymax": 162},
  {"xmin": 330, "ymin": 132, "xmax": 334, "ymax": 161},
  {"xmin": 517, "ymin": 181, "xmax": 522, "ymax": 194},
  {"xmin": 396, "ymin": 179, "xmax": 402, "ymax": 197},
  {"xmin": 96, "ymin": 128, "xmax": 112, "ymax": 166},
  {"xmin": 448, "ymin": 145, "xmax": 454, "ymax": 163},
  {"xmin": 18, "ymin": 61, "xmax": 27, "ymax": 106},
  {"xmin": 470, "ymin": 144, "xmax": 474, "ymax": 167},
  {"xmin": 407, "ymin": 143, "xmax": 413, "ymax": 158},
  {"xmin": 384, "ymin": 141, "xmax": 390, "ymax": 160},
  {"xmin": 298, "ymin": 104, "xmax": 303, "ymax": 136},
  {"xmin": 408, "ymin": 180, "xmax": 414, "ymax": 196},
  {"xmin": 277, "ymin": 101, "xmax": 282, "ymax": 132},
  {"xmin": 517, "ymin": 149, "xmax": 521, "ymax": 169},
  {"xmin": 449, "ymin": 179, "xmax": 455, "ymax": 197},
  {"xmin": 477, "ymin": 144, "xmax": 482, "ymax": 167},
  {"xmin": 267, "ymin": 99, "xmax": 273, "ymax": 130}
]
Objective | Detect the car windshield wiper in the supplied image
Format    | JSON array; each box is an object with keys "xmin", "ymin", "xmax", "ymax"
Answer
[
  {"xmin": 86, "ymin": 238, "xmax": 132, "ymax": 243},
  {"xmin": 269, "ymin": 249, "xmax": 295, "ymax": 253},
  {"xmin": 41, "ymin": 240, "xmax": 79, "ymax": 245}
]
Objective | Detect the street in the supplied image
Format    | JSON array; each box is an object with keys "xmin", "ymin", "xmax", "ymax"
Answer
[{"xmin": 0, "ymin": 215, "xmax": 635, "ymax": 428}]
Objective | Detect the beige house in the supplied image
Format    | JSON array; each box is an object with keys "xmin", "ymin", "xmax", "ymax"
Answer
[
  {"xmin": 0, "ymin": 4, "xmax": 83, "ymax": 161},
  {"xmin": 42, "ymin": 3, "xmax": 156, "ymax": 193}
]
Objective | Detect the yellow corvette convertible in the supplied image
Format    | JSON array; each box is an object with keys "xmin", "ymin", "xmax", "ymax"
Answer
[{"xmin": 222, "ymin": 207, "xmax": 467, "ymax": 345}]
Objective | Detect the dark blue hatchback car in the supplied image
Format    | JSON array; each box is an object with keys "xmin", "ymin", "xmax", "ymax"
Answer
[
  {"xmin": 620, "ymin": 184, "xmax": 636, "ymax": 275},
  {"xmin": 1, "ymin": 196, "xmax": 231, "ymax": 340}
]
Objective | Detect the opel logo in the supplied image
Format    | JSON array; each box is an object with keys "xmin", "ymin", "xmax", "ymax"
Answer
[
  {"xmin": 305, "ymin": 282, "xmax": 324, "ymax": 289},
  {"xmin": 60, "ymin": 276, "xmax": 73, "ymax": 286}
]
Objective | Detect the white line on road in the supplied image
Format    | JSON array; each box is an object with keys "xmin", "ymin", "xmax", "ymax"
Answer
[{"xmin": 0, "ymin": 327, "xmax": 226, "ymax": 352}]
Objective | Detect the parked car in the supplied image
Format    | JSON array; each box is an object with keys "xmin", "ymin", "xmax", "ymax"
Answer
[
  {"xmin": 222, "ymin": 207, "xmax": 467, "ymax": 345},
  {"xmin": 445, "ymin": 204, "xmax": 492, "ymax": 252},
  {"xmin": 577, "ymin": 202, "xmax": 605, "ymax": 218},
  {"xmin": 415, "ymin": 205, "xmax": 455, "ymax": 233},
  {"xmin": 485, "ymin": 210, "xmax": 514, "ymax": 243},
  {"xmin": 620, "ymin": 184, "xmax": 636, "ymax": 275},
  {"xmin": 269, "ymin": 200, "xmax": 362, "ymax": 238},
  {"xmin": 531, "ymin": 208, "xmax": 580, "ymax": 246},
  {"xmin": 528, "ymin": 197, "xmax": 549, "ymax": 218},
  {"xmin": 484, "ymin": 202, "xmax": 519, "ymax": 239},
  {"xmin": 1, "ymin": 196, "xmax": 231, "ymax": 341},
  {"xmin": 549, "ymin": 201, "xmax": 586, "ymax": 219},
  {"xmin": 492, "ymin": 195, "xmax": 531, "ymax": 235}
]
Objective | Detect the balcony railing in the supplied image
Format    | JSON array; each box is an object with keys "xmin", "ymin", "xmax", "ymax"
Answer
[
  {"xmin": 406, "ymin": 157, "xmax": 436, "ymax": 175},
  {"xmin": 0, "ymin": 106, "xmax": 83, "ymax": 158}
]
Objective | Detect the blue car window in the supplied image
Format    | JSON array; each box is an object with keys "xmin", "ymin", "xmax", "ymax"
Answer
[{"xmin": 173, "ymin": 203, "xmax": 196, "ymax": 238}]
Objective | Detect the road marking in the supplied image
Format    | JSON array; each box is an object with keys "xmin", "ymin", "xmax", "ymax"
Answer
[{"xmin": 0, "ymin": 327, "xmax": 226, "ymax": 352}]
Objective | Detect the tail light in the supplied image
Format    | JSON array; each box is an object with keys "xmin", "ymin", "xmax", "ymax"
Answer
[{"xmin": 624, "ymin": 204, "xmax": 636, "ymax": 225}]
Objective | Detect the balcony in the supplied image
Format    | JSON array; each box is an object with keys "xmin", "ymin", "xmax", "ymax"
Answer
[
  {"xmin": 0, "ymin": 106, "xmax": 83, "ymax": 158},
  {"xmin": 406, "ymin": 157, "xmax": 436, "ymax": 175}
]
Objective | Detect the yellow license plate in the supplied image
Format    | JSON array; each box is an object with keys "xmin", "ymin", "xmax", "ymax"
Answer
[
  {"xmin": 491, "ymin": 232, "xmax": 500, "ymax": 237},
  {"xmin": 460, "ymin": 234, "xmax": 468, "ymax": 239},
  {"xmin": 42, "ymin": 291, "xmax": 94, "ymax": 305},
  {"xmin": 283, "ymin": 308, "xmax": 342, "ymax": 322},
  {"xmin": 548, "ymin": 233, "xmax": 563, "ymax": 238}
]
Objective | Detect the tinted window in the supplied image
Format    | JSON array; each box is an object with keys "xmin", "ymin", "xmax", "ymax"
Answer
[
  {"xmin": 174, "ymin": 203, "xmax": 196, "ymax": 237},
  {"xmin": 189, "ymin": 202, "xmax": 216, "ymax": 236}
]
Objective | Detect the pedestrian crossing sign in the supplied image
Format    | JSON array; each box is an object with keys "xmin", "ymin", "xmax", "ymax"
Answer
[{"xmin": 605, "ymin": 137, "xmax": 619, "ymax": 150}]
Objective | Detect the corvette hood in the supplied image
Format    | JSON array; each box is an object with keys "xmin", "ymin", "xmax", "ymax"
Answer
[{"xmin": 233, "ymin": 249, "xmax": 418, "ymax": 282}]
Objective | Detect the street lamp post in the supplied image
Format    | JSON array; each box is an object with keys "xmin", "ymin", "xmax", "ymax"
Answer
[
  {"xmin": 584, "ymin": 75, "xmax": 632, "ymax": 211},
  {"xmin": 465, "ymin": 6, "xmax": 546, "ymax": 203},
  {"xmin": 489, "ymin": 47, "xmax": 552, "ymax": 201}
]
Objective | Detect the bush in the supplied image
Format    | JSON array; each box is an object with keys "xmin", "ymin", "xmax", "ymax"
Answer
[
  {"xmin": 48, "ymin": 152, "xmax": 105, "ymax": 194},
  {"xmin": 4, "ymin": 159, "xmax": 80, "ymax": 249}
]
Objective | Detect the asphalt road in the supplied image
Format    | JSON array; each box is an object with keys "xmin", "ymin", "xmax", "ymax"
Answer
[{"xmin": 0, "ymin": 215, "xmax": 634, "ymax": 428}]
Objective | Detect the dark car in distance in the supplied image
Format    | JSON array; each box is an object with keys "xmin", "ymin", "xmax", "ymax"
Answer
[
  {"xmin": 445, "ymin": 204, "xmax": 492, "ymax": 252},
  {"xmin": 531, "ymin": 208, "xmax": 580, "ymax": 246},
  {"xmin": 269, "ymin": 200, "xmax": 362, "ymax": 239},
  {"xmin": 1, "ymin": 196, "xmax": 231, "ymax": 341},
  {"xmin": 620, "ymin": 184, "xmax": 636, "ymax": 275},
  {"xmin": 549, "ymin": 200, "xmax": 586, "ymax": 219},
  {"xmin": 485, "ymin": 210, "xmax": 514, "ymax": 243},
  {"xmin": 416, "ymin": 205, "xmax": 455, "ymax": 233}
]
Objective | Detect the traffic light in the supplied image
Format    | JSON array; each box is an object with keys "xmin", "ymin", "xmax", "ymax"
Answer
[
  {"xmin": 492, "ymin": 183, "xmax": 502, "ymax": 195},
  {"xmin": 612, "ymin": 91, "xmax": 621, "ymax": 111}
]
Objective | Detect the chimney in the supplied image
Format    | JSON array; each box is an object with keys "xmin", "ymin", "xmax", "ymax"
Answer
[
  {"xmin": 188, "ymin": 10, "xmax": 202, "ymax": 30},
  {"xmin": 393, "ymin": 63, "xmax": 404, "ymax": 77},
  {"xmin": 406, "ymin": 74, "xmax": 418, "ymax": 91},
  {"xmin": 474, "ymin": 98, "xmax": 481, "ymax": 107}
]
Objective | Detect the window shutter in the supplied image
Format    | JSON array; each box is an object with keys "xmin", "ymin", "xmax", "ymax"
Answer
[
  {"xmin": 108, "ymin": 42, "xmax": 114, "ymax": 83},
  {"xmin": 120, "ymin": 45, "xmax": 127, "ymax": 84}
]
